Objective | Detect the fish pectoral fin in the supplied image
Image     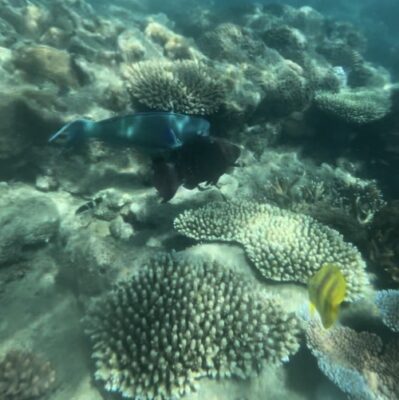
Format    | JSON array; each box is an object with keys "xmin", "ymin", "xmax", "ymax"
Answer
[{"xmin": 164, "ymin": 128, "xmax": 180, "ymax": 147}]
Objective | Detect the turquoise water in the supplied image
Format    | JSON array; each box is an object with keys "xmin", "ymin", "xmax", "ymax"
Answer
[{"xmin": 0, "ymin": 1, "xmax": 398, "ymax": 399}]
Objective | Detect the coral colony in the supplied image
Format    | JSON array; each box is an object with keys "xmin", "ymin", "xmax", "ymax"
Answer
[{"xmin": 0, "ymin": 1, "xmax": 398, "ymax": 400}]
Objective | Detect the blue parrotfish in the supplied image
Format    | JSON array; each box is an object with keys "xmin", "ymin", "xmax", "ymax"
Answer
[
  {"xmin": 308, "ymin": 263, "xmax": 347, "ymax": 329},
  {"xmin": 48, "ymin": 112, "xmax": 210, "ymax": 154}
]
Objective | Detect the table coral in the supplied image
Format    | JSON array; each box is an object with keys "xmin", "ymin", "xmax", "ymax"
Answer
[
  {"xmin": 306, "ymin": 320, "xmax": 399, "ymax": 400},
  {"xmin": 314, "ymin": 88, "xmax": 391, "ymax": 124},
  {"xmin": 84, "ymin": 253, "xmax": 301, "ymax": 400},
  {"xmin": 174, "ymin": 201, "xmax": 369, "ymax": 301}
]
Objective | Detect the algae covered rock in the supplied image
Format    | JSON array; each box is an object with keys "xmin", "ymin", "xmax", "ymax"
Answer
[
  {"xmin": 0, "ymin": 188, "xmax": 60, "ymax": 265},
  {"xmin": 85, "ymin": 253, "xmax": 301, "ymax": 400},
  {"xmin": 0, "ymin": 95, "xmax": 32, "ymax": 160},
  {"xmin": 0, "ymin": 90, "xmax": 61, "ymax": 161},
  {"xmin": 12, "ymin": 44, "xmax": 87, "ymax": 87}
]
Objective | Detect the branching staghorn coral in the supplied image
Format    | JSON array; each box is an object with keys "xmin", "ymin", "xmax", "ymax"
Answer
[
  {"xmin": 314, "ymin": 88, "xmax": 391, "ymax": 124},
  {"xmin": 123, "ymin": 60, "xmax": 225, "ymax": 115},
  {"xmin": 174, "ymin": 201, "xmax": 369, "ymax": 301},
  {"xmin": 375, "ymin": 290, "xmax": 399, "ymax": 332},
  {"xmin": 306, "ymin": 320, "xmax": 399, "ymax": 400},
  {"xmin": 0, "ymin": 350, "xmax": 56, "ymax": 400},
  {"xmin": 84, "ymin": 253, "xmax": 301, "ymax": 400}
]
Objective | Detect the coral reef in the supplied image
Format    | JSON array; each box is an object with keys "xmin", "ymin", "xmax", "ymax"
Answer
[
  {"xmin": 306, "ymin": 320, "xmax": 399, "ymax": 400},
  {"xmin": 232, "ymin": 150, "xmax": 385, "ymax": 231},
  {"xmin": 174, "ymin": 201, "xmax": 369, "ymax": 300},
  {"xmin": 0, "ymin": 349, "xmax": 56, "ymax": 400},
  {"xmin": 257, "ymin": 64, "xmax": 313, "ymax": 117},
  {"xmin": 84, "ymin": 253, "xmax": 301, "ymax": 400},
  {"xmin": 0, "ymin": 0, "xmax": 398, "ymax": 399},
  {"xmin": 123, "ymin": 59, "xmax": 225, "ymax": 115},
  {"xmin": 314, "ymin": 88, "xmax": 391, "ymax": 124},
  {"xmin": 199, "ymin": 23, "xmax": 265, "ymax": 63},
  {"xmin": 375, "ymin": 290, "xmax": 399, "ymax": 332},
  {"xmin": 261, "ymin": 25, "xmax": 306, "ymax": 63}
]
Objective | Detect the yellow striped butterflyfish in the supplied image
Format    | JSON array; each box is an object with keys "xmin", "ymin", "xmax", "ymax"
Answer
[{"xmin": 308, "ymin": 263, "xmax": 346, "ymax": 329}]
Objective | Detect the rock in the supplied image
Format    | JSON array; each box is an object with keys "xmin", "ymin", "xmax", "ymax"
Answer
[
  {"xmin": 109, "ymin": 215, "xmax": 134, "ymax": 240},
  {"xmin": 0, "ymin": 189, "xmax": 60, "ymax": 265},
  {"xmin": 0, "ymin": 91, "xmax": 60, "ymax": 161},
  {"xmin": 12, "ymin": 44, "xmax": 85, "ymax": 87}
]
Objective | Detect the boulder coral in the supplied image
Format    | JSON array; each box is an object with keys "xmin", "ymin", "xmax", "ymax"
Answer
[
  {"xmin": 84, "ymin": 253, "xmax": 301, "ymax": 400},
  {"xmin": 174, "ymin": 201, "xmax": 369, "ymax": 301}
]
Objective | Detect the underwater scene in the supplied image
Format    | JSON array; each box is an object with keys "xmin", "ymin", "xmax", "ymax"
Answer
[{"xmin": 0, "ymin": 0, "xmax": 399, "ymax": 399}]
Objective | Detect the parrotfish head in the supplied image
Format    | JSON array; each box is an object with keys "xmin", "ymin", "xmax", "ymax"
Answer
[{"xmin": 48, "ymin": 119, "xmax": 94, "ymax": 146}]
